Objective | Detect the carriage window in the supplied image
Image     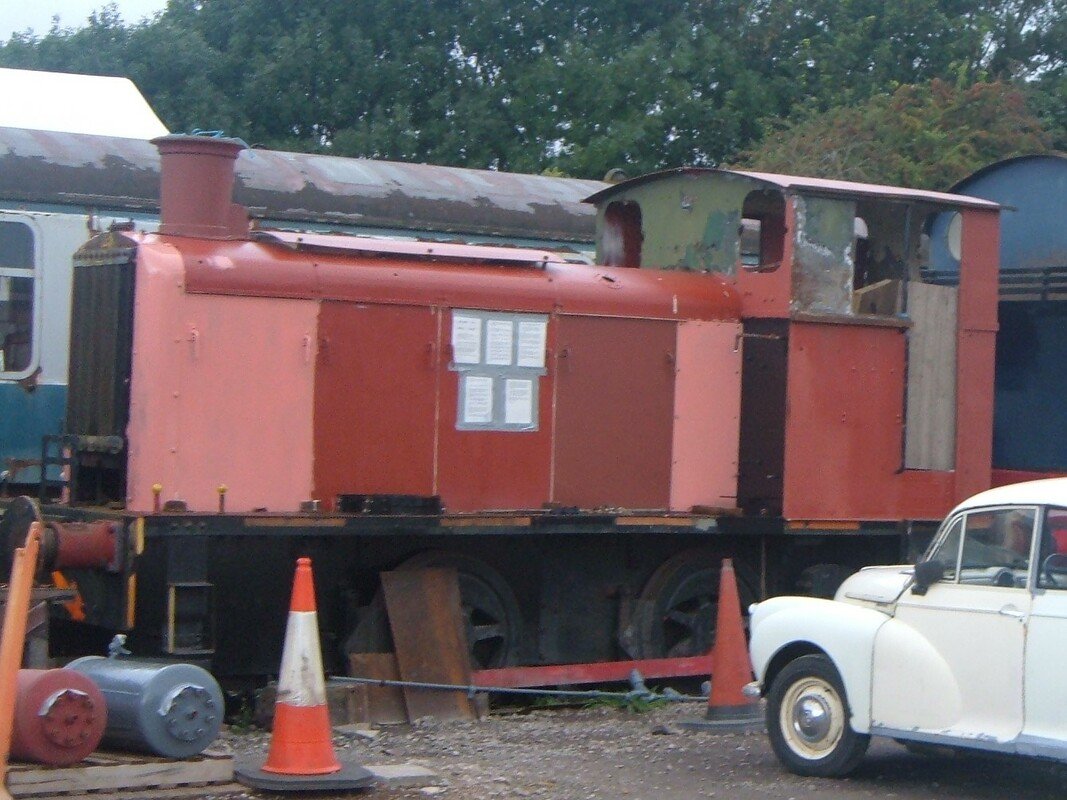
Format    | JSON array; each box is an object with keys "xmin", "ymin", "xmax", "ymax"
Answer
[{"xmin": 0, "ymin": 221, "xmax": 36, "ymax": 375}]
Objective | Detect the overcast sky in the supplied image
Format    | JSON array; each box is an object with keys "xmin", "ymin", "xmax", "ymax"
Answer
[{"xmin": 2, "ymin": 0, "xmax": 168, "ymax": 41}]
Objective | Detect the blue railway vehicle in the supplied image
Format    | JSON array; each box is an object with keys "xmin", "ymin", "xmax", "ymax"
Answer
[
  {"xmin": 929, "ymin": 153, "xmax": 1067, "ymax": 480},
  {"xmin": 0, "ymin": 126, "xmax": 603, "ymax": 492}
]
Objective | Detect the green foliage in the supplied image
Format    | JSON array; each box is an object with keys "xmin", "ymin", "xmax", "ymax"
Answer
[
  {"xmin": 732, "ymin": 80, "xmax": 1052, "ymax": 189},
  {"xmin": 582, "ymin": 693, "xmax": 669, "ymax": 713},
  {"xmin": 0, "ymin": 0, "xmax": 1063, "ymax": 179}
]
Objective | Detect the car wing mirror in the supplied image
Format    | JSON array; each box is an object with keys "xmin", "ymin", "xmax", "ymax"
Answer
[{"xmin": 911, "ymin": 558, "xmax": 946, "ymax": 595}]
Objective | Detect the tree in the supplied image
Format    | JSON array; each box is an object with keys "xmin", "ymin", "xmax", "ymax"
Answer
[{"xmin": 731, "ymin": 80, "xmax": 1052, "ymax": 190}]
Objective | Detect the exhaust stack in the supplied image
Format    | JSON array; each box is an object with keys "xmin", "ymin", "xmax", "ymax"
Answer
[{"xmin": 151, "ymin": 134, "xmax": 248, "ymax": 239}]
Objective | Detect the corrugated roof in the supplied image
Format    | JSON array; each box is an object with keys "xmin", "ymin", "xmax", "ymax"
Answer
[
  {"xmin": 0, "ymin": 127, "xmax": 603, "ymax": 243},
  {"xmin": 0, "ymin": 68, "xmax": 167, "ymax": 139}
]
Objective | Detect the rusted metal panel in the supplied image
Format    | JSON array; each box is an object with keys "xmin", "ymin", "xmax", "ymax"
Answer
[
  {"xmin": 313, "ymin": 302, "xmax": 438, "ymax": 510},
  {"xmin": 790, "ymin": 195, "xmax": 855, "ymax": 315},
  {"xmin": 782, "ymin": 320, "xmax": 955, "ymax": 522},
  {"xmin": 0, "ymin": 126, "xmax": 603, "ymax": 243},
  {"xmin": 553, "ymin": 316, "xmax": 675, "ymax": 510},
  {"xmin": 380, "ymin": 569, "xmax": 476, "ymax": 722}
]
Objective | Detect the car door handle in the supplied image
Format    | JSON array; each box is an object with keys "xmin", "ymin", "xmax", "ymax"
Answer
[{"xmin": 999, "ymin": 605, "xmax": 1026, "ymax": 619}]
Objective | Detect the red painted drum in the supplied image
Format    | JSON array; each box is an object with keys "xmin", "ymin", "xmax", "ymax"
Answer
[{"xmin": 11, "ymin": 668, "xmax": 107, "ymax": 765}]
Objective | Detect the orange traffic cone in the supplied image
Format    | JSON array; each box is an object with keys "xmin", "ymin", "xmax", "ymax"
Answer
[
  {"xmin": 681, "ymin": 558, "xmax": 764, "ymax": 731},
  {"xmin": 235, "ymin": 558, "xmax": 373, "ymax": 791}
]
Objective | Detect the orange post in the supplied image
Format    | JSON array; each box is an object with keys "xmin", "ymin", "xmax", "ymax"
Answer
[{"xmin": 0, "ymin": 522, "xmax": 42, "ymax": 799}]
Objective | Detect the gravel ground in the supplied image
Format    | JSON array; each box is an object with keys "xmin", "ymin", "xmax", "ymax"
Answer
[{"xmin": 205, "ymin": 699, "xmax": 1067, "ymax": 800}]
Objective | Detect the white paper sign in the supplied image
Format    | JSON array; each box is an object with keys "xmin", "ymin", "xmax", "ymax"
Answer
[
  {"xmin": 516, "ymin": 319, "xmax": 547, "ymax": 368},
  {"xmin": 485, "ymin": 319, "xmax": 514, "ymax": 366},
  {"xmin": 505, "ymin": 379, "xmax": 533, "ymax": 425},
  {"xmin": 452, "ymin": 314, "xmax": 482, "ymax": 364},
  {"xmin": 463, "ymin": 375, "xmax": 494, "ymax": 423}
]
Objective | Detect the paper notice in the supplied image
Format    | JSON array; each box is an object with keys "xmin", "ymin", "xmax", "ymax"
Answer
[
  {"xmin": 485, "ymin": 319, "xmax": 514, "ymax": 366},
  {"xmin": 505, "ymin": 379, "xmax": 533, "ymax": 425},
  {"xmin": 463, "ymin": 375, "xmax": 494, "ymax": 423},
  {"xmin": 452, "ymin": 314, "xmax": 482, "ymax": 364},
  {"xmin": 516, "ymin": 319, "xmax": 547, "ymax": 368}
]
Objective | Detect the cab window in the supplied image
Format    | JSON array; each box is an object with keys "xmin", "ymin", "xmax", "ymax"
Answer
[{"xmin": 0, "ymin": 220, "xmax": 35, "ymax": 375}]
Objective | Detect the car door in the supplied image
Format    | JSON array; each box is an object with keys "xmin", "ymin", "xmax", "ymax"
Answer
[
  {"xmin": 1022, "ymin": 507, "xmax": 1067, "ymax": 755},
  {"xmin": 871, "ymin": 507, "xmax": 1035, "ymax": 743}
]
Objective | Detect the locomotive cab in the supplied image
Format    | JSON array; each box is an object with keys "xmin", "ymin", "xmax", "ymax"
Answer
[{"xmin": 587, "ymin": 169, "xmax": 1001, "ymax": 523}]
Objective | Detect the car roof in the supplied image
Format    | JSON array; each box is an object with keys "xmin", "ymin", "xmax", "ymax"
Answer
[{"xmin": 953, "ymin": 478, "xmax": 1067, "ymax": 515}]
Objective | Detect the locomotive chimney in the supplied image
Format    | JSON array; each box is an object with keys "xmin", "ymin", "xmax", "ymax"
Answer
[{"xmin": 150, "ymin": 134, "xmax": 249, "ymax": 239}]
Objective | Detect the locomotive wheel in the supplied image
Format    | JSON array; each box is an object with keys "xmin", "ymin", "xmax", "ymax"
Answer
[
  {"xmin": 621, "ymin": 549, "xmax": 758, "ymax": 659},
  {"xmin": 344, "ymin": 551, "xmax": 522, "ymax": 670}
]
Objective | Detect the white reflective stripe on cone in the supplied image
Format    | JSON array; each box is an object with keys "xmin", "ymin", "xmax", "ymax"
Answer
[{"xmin": 276, "ymin": 611, "xmax": 327, "ymax": 708}]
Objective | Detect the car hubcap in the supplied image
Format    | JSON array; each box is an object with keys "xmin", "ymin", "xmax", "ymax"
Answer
[
  {"xmin": 794, "ymin": 695, "xmax": 832, "ymax": 742},
  {"xmin": 779, "ymin": 677, "xmax": 845, "ymax": 759}
]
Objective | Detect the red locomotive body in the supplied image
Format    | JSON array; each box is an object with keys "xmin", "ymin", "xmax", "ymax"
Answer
[{"xmin": 9, "ymin": 136, "xmax": 1002, "ymax": 680}]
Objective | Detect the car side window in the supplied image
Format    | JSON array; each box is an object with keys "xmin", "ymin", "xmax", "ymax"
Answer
[
  {"xmin": 957, "ymin": 508, "xmax": 1035, "ymax": 587},
  {"xmin": 1037, "ymin": 509, "xmax": 1067, "ymax": 590},
  {"xmin": 928, "ymin": 517, "xmax": 963, "ymax": 582}
]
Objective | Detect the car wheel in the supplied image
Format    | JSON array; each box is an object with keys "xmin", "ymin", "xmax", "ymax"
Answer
[{"xmin": 766, "ymin": 654, "xmax": 870, "ymax": 777}]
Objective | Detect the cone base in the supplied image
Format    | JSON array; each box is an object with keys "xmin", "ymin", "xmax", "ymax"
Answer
[
  {"xmin": 236, "ymin": 757, "xmax": 375, "ymax": 792},
  {"xmin": 678, "ymin": 701, "xmax": 766, "ymax": 733}
]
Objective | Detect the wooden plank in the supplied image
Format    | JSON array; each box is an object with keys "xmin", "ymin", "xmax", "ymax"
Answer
[
  {"xmin": 7, "ymin": 753, "xmax": 233, "ymax": 796},
  {"xmin": 9, "ymin": 782, "xmax": 246, "ymax": 800},
  {"xmin": 346, "ymin": 653, "xmax": 408, "ymax": 724},
  {"xmin": 852, "ymin": 278, "xmax": 902, "ymax": 316},
  {"xmin": 905, "ymin": 283, "xmax": 958, "ymax": 470},
  {"xmin": 380, "ymin": 569, "xmax": 475, "ymax": 721}
]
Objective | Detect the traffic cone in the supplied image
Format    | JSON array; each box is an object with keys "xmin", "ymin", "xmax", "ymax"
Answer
[
  {"xmin": 235, "ymin": 558, "xmax": 373, "ymax": 791},
  {"xmin": 680, "ymin": 558, "xmax": 764, "ymax": 732}
]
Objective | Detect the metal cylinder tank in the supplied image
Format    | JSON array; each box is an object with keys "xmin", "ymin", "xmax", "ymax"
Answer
[
  {"xmin": 11, "ymin": 668, "xmax": 107, "ymax": 765},
  {"xmin": 66, "ymin": 657, "xmax": 223, "ymax": 758}
]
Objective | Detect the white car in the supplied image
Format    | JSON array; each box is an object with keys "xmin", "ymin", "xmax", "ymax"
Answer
[{"xmin": 748, "ymin": 478, "xmax": 1067, "ymax": 776}]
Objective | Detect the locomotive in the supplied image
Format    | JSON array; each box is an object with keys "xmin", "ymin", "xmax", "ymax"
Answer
[
  {"xmin": 2, "ymin": 134, "xmax": 1004, "ymax": 682},
  {"xmin": 0, "ymin": 126, "xmax": 601, "ymax": 495}
]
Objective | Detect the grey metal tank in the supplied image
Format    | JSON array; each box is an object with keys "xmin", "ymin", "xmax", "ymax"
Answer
[{"xmin": 66, "ymin": 656, "xmax": 224, "ymax": 758}]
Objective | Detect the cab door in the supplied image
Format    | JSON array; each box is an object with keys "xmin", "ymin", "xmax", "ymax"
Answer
[{"xmin": 871, "ymin": 507, "xmax": 1035, "ymax": 743}]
